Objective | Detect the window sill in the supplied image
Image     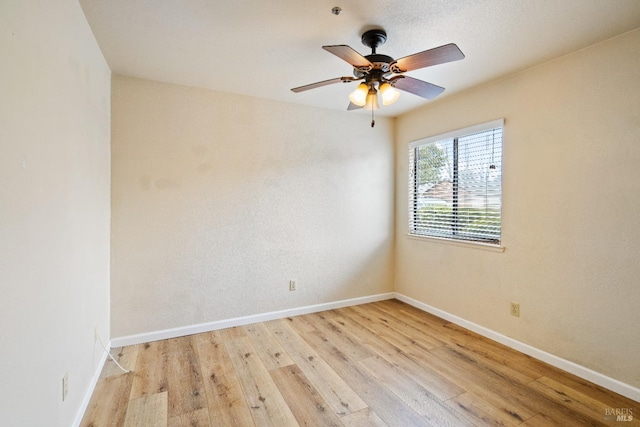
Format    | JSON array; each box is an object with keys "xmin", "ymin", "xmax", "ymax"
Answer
[{"xmin": 406, "ymin": 234, "xmax": 505, "ymax": 252}]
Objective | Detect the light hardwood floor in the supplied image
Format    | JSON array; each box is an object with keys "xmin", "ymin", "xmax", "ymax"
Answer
[{"xmin": 81, "ymin": 300, "xmax": 638, "ymax": 426}]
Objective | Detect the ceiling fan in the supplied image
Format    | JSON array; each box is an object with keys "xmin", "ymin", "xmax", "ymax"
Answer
[{"xmin": 291, "ymin": 29, "xmax": 465, "ymax": 126}]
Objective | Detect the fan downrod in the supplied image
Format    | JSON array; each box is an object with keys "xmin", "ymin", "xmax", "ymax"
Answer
[{"xmin": 361, "ymin": 29, "xmax": 387, "ymax": 54}]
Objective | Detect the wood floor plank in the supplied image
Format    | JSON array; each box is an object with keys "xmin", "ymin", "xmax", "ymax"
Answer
[
  {"xmin": 123, "ymin": 392, "xmax": 168, "ymax": 427},
  {"xmin": 167, "ymin": 408, "xmax": 211, "ymax": 427},
  {"xmin": 362, "ymin": 302, "xmax": 447, "ymax": 349},
  {"xmin": 520, "ymin": 413, "xmax": 560, "ymax": 426},
  {"xmin": 81, "ymin": 372, "xmax": 134, "ymax": 427},
  {"xmin": 446, "ymin": 338, "xmax": 537, "ymax": 386},
  {"xmin": 382, "ymin": 299, "xmax": 450, "ymax": 329},
  {"xmin": 195, "ymin": 331, "xmax": 254, "ymax": 427},
  {"xmin": 301, "ymin": 328, "xmax": 431, "ymax": 427},
  {"xmin": 266, "ymin": 318, "xmax": 367, "ymax": 416},
  {"xmin": 519, "ymin": 409, "xmax": 605, "ymax": 427},
  {"xmin": 343, "ymin": 305, "xmax": 434, "ymax": 355},
  {"xmin": 385, "ymin": 303, "xmax": 615, "ymax": 409},
  {"xmin": 334, "ymin": 306, "xmax": 465, "ymax": 401},
  {"xmin": 225, "ymin": 336, "xmax": 299, "ymax": 426},
  {"xmin": 530, "ymin": 376, "xmax": 640, "ymax": 426},
  {"xmin": 383, "ymin": 300, "xmax": 479, "ymax": 344},
  {"xmin": 130, "ymin": 340, "xmax": 169, "ymax": 400},
  {"xmin": 444, "ymin": 392, "xmax": 523, "ymax": 427},
  {"xmin": 348, "ymin": 305, "xmax": 527, "ymax": 422},
  {"xmin": 430, "ymin": 344, "xmax": 610, "ymax": 426},
  {"xmin": 283, "ymin": 315, "xmax": 316, "ymax": 334},
  {"xmin": 542, "ymin": 366, "xmax": 640, "ymax": 410},
  {"xmin": 195, "ymin": 331, "xmax": 237, "ymax": 377},
  {"xmin": 270, "ymin": 364, "xmax": 343, "ymax": 427},
  {"xmin": 101, "ymin": 345, "xmax": 140, "ymax": 379},
  {"xmin": 372, "ymin": 305, "xmax": 464, "ymax": 349},
  {"xmin": 302, "ymin": 310, "xmax": 373, "ymax": 361},
  {"xmin": 359, "ymin": 354, "xmax": 473, "ymax": 427},
  {"xmin": 446, "ymin": 333, "xmax": 550, "ymax": 382},
  {"xmin": 339, "ymin": 408, "xmax": 388, "ymax": 427},
  {"xmin": 346, "ymin": 320, "xmax": 534, "ymax": 425},
  {"xmin": 166, "ymin": 336, "xmax": 207, "ymax": 418},
  {"xmin": 216, "ymin": 325, "xmax": 247, "ymax": 341},
  {"xmin": 428, "ymin": 344, "xmax": 539, "ymax": 422},
  {"xmin": 81, "ymin": 300, "xmax": 638, "ymax": 427},
  {"xmin": 243, "ymin": 322, "xmax": 295, "ymax": 371}
]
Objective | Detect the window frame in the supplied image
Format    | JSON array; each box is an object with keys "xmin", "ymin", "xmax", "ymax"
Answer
[{"xmin": 408, "ymin": 119, "xmax": 504, "ymax": 250}]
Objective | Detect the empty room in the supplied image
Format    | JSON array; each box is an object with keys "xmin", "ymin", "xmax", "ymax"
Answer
[{"xmin": 2, "ymin": 1, "xmax": 640, "ymax": 426}]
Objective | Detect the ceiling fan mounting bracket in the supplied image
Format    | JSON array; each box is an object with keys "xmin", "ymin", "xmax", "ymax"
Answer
[{"xmin": 361, "ymin": 29, "xmax": 387, "ymax": 54}]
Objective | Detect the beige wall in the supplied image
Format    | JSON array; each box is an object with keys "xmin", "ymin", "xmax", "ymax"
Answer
[
  {"xmin": 111, "ymin": 75, "xmax": 394, "ymax": 337},
  {"xmin": 0, "ymin": 1, "xmax": 111, "ymax": 426},
  {"xmin": 395, "ymin": 29, "xmax": 640, "ymax": 388}
]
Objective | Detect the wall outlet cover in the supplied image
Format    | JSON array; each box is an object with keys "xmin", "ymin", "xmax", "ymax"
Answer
[{"xmin": 510, "ymin": 302, "xmax": 520, "ymax": 317}]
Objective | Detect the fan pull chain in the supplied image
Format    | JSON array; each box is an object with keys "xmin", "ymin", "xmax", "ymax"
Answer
[{"xmin": 371, "ymin": 102, "xmax": 375, "ymax": 128}]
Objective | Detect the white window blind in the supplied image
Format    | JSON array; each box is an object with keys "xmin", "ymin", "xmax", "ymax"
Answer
[{"xmin": 408, "ymin": 119, "xmax": 503, "ymax": 245}]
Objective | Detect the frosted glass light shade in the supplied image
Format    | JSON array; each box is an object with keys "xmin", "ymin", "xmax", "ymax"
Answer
[
  {"xmin": 365, "ymin": 91, "xmax": 379, "ymax": 110},
  {"xmin": 348, "ymin": 83, "xmax": 369, "ymax": 106},
  {"xmin": 379, "ymin": 82, "xmax": 400, "ymax": 105}
]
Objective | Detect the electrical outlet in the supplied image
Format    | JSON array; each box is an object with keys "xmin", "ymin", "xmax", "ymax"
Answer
[
  {"xmin": 289, "ymin": 280, "xmax": 297, "ymax": 291},
  {"xmin": 510, "ymin": 302, "xmax": 520, "ymax": 317},
  {"xmin": 62, "ymin": 372, "xmax": 68, "ymax": 401}
]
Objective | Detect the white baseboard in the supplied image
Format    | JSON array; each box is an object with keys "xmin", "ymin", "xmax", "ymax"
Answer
[
  {"xmin": 72, "ymin": 341, "xmax": 111, "ymax": 427},
  {"xmin": 111, "ymin": 293, "xmax": 395, "ymax": 348},
  {"xmin": 394, "ymin": 292, "xmax": 640, "ymax": 403}
]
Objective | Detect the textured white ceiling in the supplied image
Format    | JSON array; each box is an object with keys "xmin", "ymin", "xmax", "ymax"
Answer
[{"xmin": 80, "ymin": 0, "xmax": 640, "ymax": 117}]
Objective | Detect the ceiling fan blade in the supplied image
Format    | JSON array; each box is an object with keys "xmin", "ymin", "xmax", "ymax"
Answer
[
  {"xmin": 391, "ymin": 43, "xmax": 464, "ymax": 73},
  {"xmin": 390, "ymin": 75, "xmax": 445, "ymax": 100},
  {"xmin": 347, "ymin": 102, "xmax": 363, "ymax": 111},
  {"xmin": 291, "ymin": 77, "xmax": 354, "ymax": 93},
  {"xmin": 323, "ymin": 45, "xmax": 373, "ymax": 68}
]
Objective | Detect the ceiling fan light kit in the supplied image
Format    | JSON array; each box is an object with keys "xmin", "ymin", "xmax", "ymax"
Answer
[
  {"xmin": 365, "ymin": 89, "xmax": 379, "ymax": 111},
  {"xmin": 348, "ymin": 82, "xmax": 369, "ymax": 106},
  {"xmin": 379, "ymin": 82, "xmax": 400, "ymax": 106},
  {"xmin": 291, "ymin": 28, "xmax": 465, "ymax": 127}
]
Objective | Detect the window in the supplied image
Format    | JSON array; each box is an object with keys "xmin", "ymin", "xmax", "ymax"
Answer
[{"xmin": 408, "ymin": 119, "xmax": 503, "ymax": 245}]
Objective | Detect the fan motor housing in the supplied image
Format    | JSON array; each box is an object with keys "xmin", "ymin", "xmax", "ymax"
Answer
[
  {"xmin": 367, "ymin": 54, "xmax": 394, "ymax": 70},
  {"xmin": 353, "ymin": 54, "xmax": 394, "ymax": 77}
]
